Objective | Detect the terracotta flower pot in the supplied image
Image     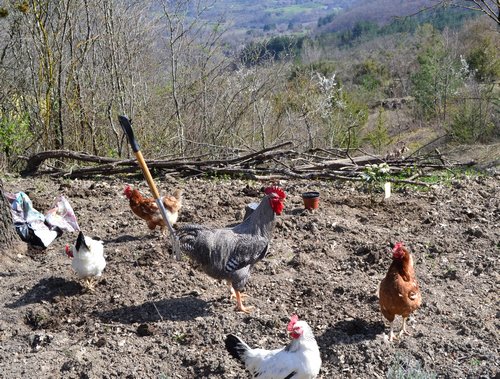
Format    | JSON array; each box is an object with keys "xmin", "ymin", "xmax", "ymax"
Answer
[{"xmin": 302, "ymin": 191, "xmax": 320, "ymax": 210}]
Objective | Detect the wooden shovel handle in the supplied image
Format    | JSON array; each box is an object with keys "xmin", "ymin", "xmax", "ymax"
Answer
[
  {"xmin": 118, "ymin": 115, "xmax": 160, "ymax": 199},
  {"xmin": 133, "ymin": 150, "xmax": 161, "ymax": 199}
]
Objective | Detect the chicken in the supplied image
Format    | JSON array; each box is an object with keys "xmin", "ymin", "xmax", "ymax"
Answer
[
  {"xmin": 378, "ymin": 242, "xmax": 422, "ymax": 341},
  {"xmin": 65, "ymin": 231, "xmax": 106, "ymax": 290},
  {"xmin": 177, "ymin": 186, "xmax": 286, "ymax": 313},
  {"xmin": 123, "ymin": 185, "xmax": 182, "ymax": 232},
  {"xmin": 225, "ymin": 314, "xmax": 322, "ymax": 379}
]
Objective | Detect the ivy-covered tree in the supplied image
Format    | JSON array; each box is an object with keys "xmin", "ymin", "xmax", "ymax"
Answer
[
  {"xmin": 465, "ymin": 31, "xmax": 500, "ymax": 82},
  {"xmin": 0, "ymin": 179, "xmax": 16, "ymax": 250}
]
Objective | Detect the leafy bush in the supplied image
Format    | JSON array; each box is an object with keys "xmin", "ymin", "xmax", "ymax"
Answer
[
  {"xmin": 353, "ymin": 58, "xmax": 389, "ymax": 91},
  {"xmin": 316, "ymin": 73, "xmax": 368, "ymax": 148},
  {"xmin": 466, "ymin": 37, "xmax": 500, "ymax": 82},
  {"xmin": 448, "ymin": 97, "xmax": 497, "ymax": 143},
  {"xmin": 361, "ymin": 162, "xmax": 392, "ymax": 202},
  {"xmin": 290, "ymin": 61, "xmax": 337, "ymax": 80},
  {"xmin": 447, "ymin": 59, "xmax": 499, "ymax": 144},
  {"xmin": 362, "ymin": 163, "xmax": 390, "ymax": 185},
  {"xmin": 0, "ymin": 113, "xmax": 32, "ymax": 157}
]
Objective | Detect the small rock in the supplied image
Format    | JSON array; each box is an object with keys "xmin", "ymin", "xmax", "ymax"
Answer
[
  {"xmin": 61, "ymin": 360, "xmax": 77, "ymax": 372},
  {"xmin": 355, "ymin": 246, "xmax": 371, "ymax": 255},
  {"xmin": 366, "ymin": 251, "xmax": 380, "ymax": 264},
  {"xmin": 28, "ymin": 333, "xmax": 53, "ymax": 351},
  {"xmin": 94, "ymin": 337, "xmax": 106, "ymax": 347},
  {"xmin": 137, "ymin": 323, "xmax": 155, "ymax": 336},
  {"xmin": 465, "ymin": 227, "xmax": 484, "ymax": 238}
]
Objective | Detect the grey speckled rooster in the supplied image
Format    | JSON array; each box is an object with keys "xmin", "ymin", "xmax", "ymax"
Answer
[{"xmin": 177, "ymin": 186, "xmax": 286, "ymax": 313}]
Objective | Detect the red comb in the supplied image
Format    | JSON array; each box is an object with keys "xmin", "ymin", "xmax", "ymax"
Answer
[
  {"xmin": 287, "ymin": 314, "xmax": 299, "ymax": 331},
  {"xmin": 393, "ymin": 242, "xmax": 404, "ymax": 251},
  {"xmin": 264, "ymin": 186, "xmax": 286, "ymax": 200}
]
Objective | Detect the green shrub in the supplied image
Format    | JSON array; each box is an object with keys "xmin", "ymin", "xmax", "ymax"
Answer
[
  {"xmin": 0, "ymin": 113, "xmax": 32, "ymax": 157},
  {"xmin": 466, "ymin": 38, "xmax": 500, "ymax": 82},
  {"xmin": 364, "ymin": 108, "xmax": 392, "ymax": 154},
  {"xmin": 448, "ymin": 100, "xmax": 496, "ymax": 143},
  {"xmin": 447, "ymin": 71, "xmax": 498, "ymax": 144},
  {"xmin": 387, "ymin": 353, "xmax": 437, "ymax": 379},
  {"xmin": 353, "ymin": 58, "xmax": 388, "ymax": 91}
]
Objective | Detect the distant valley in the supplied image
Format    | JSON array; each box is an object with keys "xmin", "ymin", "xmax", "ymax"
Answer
[{"xmin": 192, "ymin": 0, "xmax": 440, "ymax": 43}]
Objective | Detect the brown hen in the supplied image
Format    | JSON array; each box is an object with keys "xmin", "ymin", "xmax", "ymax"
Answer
[
  {"xmin": 123, "ymin": 185, "xmax": 182, "ymax": 232},
  {"xmin": 378, "ymin": 242, "xmax": 422, "ymax": 341}
]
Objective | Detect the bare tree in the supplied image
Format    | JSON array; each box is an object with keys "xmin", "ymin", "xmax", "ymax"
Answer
[{"xmin": 160, "ymin": 0, "xmax": 226, "ymax": 156}]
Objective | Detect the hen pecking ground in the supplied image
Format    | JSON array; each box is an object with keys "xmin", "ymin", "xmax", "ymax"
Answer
[{"xmin": 0, "ymin": 173, "xmax": 498, "ymax": 378}]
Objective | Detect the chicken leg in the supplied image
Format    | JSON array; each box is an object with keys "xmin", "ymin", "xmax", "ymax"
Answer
[
  {"xmin": 234, "ymin": 290, "xmax": 253, "ymax": 313},
  {"xmin": 227, "ymin": 281, "xmax": 235, "ymax": 297},
  {"xmin": 388, "ymin": 322, "xmax": 396, "ymax": 342},
  {"xmin": 228, "ymin": 282, "xmax": 249, "ymax": 300},
  {"xmin": 398, "ymin": 317, "xmax": 411, "ymax": 338},
  {"xmin": 388, "ymin": 317, "xmax": 412, "ymax": 342},
  {"xmin": 83, "ymin": 277, "xmax": 98, "ymax": 291}
]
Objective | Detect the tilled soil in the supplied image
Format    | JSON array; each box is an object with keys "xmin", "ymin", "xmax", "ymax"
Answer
[{"xmin": 0, "ymin": 173, "xmax": 498, "ymax": 379}]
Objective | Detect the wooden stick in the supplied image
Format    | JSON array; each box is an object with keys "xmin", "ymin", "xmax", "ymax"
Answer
[{"xmin": 118, "ymin": 116, "xmax": 182, "ymax": 261}]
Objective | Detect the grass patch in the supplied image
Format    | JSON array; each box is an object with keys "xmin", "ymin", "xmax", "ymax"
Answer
[
  {"xmin": 416, "ymin": 167, "xmax": 485, "ymax": 185},
  {"xmin": 387, "ymin": 353, "xmax": 437, "ymax": 379},
  {"xmin": 386, "ymin": 167, "xmax": 485, "ymax": 192}
]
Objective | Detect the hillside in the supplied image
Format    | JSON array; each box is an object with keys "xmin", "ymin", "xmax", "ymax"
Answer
[
  {"xmin": 315, "ymin": 0, "xmax": 447, "ymax": 31},
  {"xmin": 198, "ymin": 0, "xmax": 459, "ymax": 40},
  {"xmin": 199, "ymin": 0, "xmax": 451, "ymax": 31}
]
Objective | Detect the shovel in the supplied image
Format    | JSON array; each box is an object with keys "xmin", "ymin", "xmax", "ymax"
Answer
[{"xmin": 118, "ymin": 115, "xmax": 182, "ymax": 261}]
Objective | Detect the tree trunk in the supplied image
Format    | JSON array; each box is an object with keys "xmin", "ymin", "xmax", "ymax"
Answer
[{"xmin": 0, "ymin": 179, "xmax": 16, "ymax": 249}]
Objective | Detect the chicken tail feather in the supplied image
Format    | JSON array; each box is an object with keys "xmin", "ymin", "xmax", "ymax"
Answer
[{"xmin": 225, "ymin": 334, "xmax": 250, "ymax": 363}]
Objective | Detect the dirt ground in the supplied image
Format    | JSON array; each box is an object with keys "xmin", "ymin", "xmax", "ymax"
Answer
[{"xmin": 0, "ymin": 168, "xmax": 498, "ymax": 378}]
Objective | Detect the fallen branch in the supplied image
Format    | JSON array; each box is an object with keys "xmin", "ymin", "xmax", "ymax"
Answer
[
  {"xmin": 21, "ymin": 142, "xmax": 293, "ymax": 178},
  {"xmin": 20, "ymin": 150, "xmax": 124, "ymax": 176},
  {"xmin": 20, "ymin": 143, "xmax": 477, "ymax": 185}
]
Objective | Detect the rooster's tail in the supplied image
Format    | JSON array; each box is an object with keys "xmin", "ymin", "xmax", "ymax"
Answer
[{"xmin": 225, "ymin": 334, "xmax": 250, "ymax": 363}]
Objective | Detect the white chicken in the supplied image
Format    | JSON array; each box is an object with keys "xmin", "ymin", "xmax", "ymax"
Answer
[
  {"xmin": 225, "ymin": 315, "xmax": 322, "ymax": 379},
  {"xmin": 65, "ymin": 231, "xmax": 106, "ymax": 290}
]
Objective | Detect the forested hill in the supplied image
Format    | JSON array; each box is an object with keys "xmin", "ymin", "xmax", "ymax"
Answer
[
  {"xmin": 186, "ymin": 0, "xmax": 477, "ymax": 48},
  {"xmin": 196, "ymin": 0, "xmax": 443, "ymax": 31}
]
